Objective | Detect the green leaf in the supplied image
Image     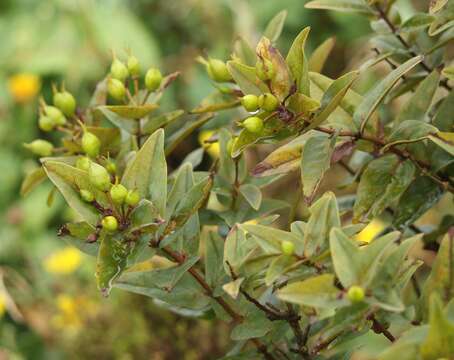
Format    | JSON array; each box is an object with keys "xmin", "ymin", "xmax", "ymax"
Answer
[
  {"xmin": 42, "ymin": 161, "xmax": 102, "ymax": 226},
  {"xmin": 353, "ymin": 155, "xmax": 415, "ymax": 221},
  {"xmin": 286, "ymin": 27, "xmax": 311, "ymax": 95},
  {"xmin": 240, "ymin": 223, "xmax": 304, "ymax": 256},
  {"xmin": 301, "ymin": 133, "xmax": 336, "ymax": 202},
  {"xmin": 265, "ymin": 255, "xmax": 297, "ymax": 286},
  {"xmin": 226, "ymin": 61, "xmax": 268, "ymax": 95},
  {"xmin": 304, "ymin": 192, "xmax": 341, "ymax": 258},
  {"xmin": 355, "ymin": 56, "xmax": 423, "ymax": 133},
  {"xmin": 429, "ymin": 4, "xmax": 454, "ymax": 36},
  {"xmin": 252, "ymin": 132, "xmax": 314, "ymax": 177},
  {"xmin": 329, "ymin": 228, "xmax": 397, "ymax": 288},
  {"xmin": 190, "ymin": 92, "xmax": 240, "ymax": 114},
  {"xmin": 233, "ymin": 37, "xmax": 256, "ymax": 66},
  {"xmin": 388, "ymin": 120, "xmax": 439, "ymax": 143},
  {"xmin": 420, "ymin": 294, "xmax": 454, "ymax": 359},
  {"xmin": 142, "ymin": 109, "xmax": 185, "ymax": 135},
  {"xmin": 167, "ymin": 163, "xmax": 195, "ymax": 217},
  {"xmin": 205, "ymin": 231, "xmax": 225, "ymax": 289},
  {"xmin": 102, "ymin": 104, "xmax": 158, "ymax": 119},
  {"xmin": 263, "ymin": 10, "xmax": 287, "ymax": 43},
  {"xmin": 218, "ymin": 129, "xmax": 236, "ymax": 183},
  {"xmin": 394, "ymin": 176, "xmax": 443, "ymax": 227},
  {"xmin": 170, "ymin": 175, "xmax": 213, "ymax": 229},
  {"xmin": 165, "ymin": 113, "xmax": 213, "ymax": 155},
  {"xmin": 239, "ymin": 184, "xmax": 262, "ymax": 210},
  {"xmin": 222, "ymin": 278, "xmax": 244, "ymax": 299},
  {"xmin": 277, "ymin": 274, "xmax": 340, "ymax": 308},
  {"xmin": 422, "ymin": 233, "xmax": 454, "ymax": 312},
  {"xmin": 306, "ymin": 71, "xmax": 359, "ymax": 131},
  {"xmin": 400, "ymin": 13, "xmax": 436, "ymax": 32},
  {"xmin": 97, "ymin": 106, "xmax": 138, "ymax": 134},
  {"xmin": 61, "ymin": 222, "xmax": 98, "ymax": 256},
  {"xmin": 442, "ymin": 65, "xmax": 454, "ymax": 80},
  {"xmin": 223, "ymin": 226, "xmax": 257, "ymax": 275},
  {"xmin": 129, "ymin": 199, "xmax": 163, "ymax": 234},
  {"xmin": 305, "ymin": 0, "xmax": 375, "ymax": 14},
  {"xmin": 257, "ymin": 37, "xmax": 293, "ymax": 100},
  {"xmin": 231, "ymin": 311, "xmax": 273, "ymax": 340},
  {"xmin": 429, "ymin": 132, "xmax": 454, "ymax": 156},
  {"xmin": 121, "ymin": 129, "xmax": 167, "ymax": 217},
  {"xmin": 308, "ymin": 37, "xmax": 336, "ymax": 73},
  {"xmin": 430, "ymin": 0, "xmax": 448, "ymax": 14},
  {"xmin": 20, "ymin": 167, "xmax": 46, "ymax": 196},
  {"xmin": 395, "ymin": 71, "xmax": 440, "ymax": 124},
  {"xmin": 96, "ymin": 232, "xmax": 132, "ymax": 297}
]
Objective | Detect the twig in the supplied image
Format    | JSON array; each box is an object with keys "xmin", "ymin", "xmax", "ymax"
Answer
[{"xmin": 368, "ymin": 314, "xmax": 396, "ymax": 343}]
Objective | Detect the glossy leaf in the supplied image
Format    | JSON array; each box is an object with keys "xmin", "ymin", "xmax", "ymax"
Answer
[
  {"xmin": 263, "ymin": 10, "xmax": 287, "ymax": 43},
  {"xmin": 308, "ymin": 37, "xmax": 336, "ymax": 73},
  {"xmin": 226, "ymin": 61, "xmax": 268, "ymax": 95}
]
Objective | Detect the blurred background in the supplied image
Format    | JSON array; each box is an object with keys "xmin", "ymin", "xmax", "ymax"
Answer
[{"xmin": 1, "ymin": 0, "xmax": 444, "ymax": 359}]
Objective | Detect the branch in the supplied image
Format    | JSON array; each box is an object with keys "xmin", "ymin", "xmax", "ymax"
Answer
[
  {"xmin": 374, "ymin": 4, "xmax": 451, "ymax": 91},
  {"xmin": 159, "ymin": 246, "xmax": 276, "ymax": 359},
  {"xmin": 368, "ymin": 314, "xmax": 396, "ymax": 343}
]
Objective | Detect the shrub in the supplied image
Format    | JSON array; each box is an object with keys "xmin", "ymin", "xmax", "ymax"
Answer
[{"xmin": 22, "ymin": 0, "xmax": 454, "ymax": 358}]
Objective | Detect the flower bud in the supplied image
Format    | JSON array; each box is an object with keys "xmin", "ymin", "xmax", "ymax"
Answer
[
  {"xmin": 110, "ymin": 184, "xmax": 128, "ymax": 204},
  {"xmin": 24, "ymin": 139, "xmax": 54, "ymax": 157},
  {"xmin": 258, "ymin": 93, "xmax": 279, "ymax": 112},
  {"xmin": 127, "ymin": 56, "xmax": 140, "ymax": 76},
  {"xmin": 281, "ymin": 240, "xmax": 295, "ymax": 256},
  {"xmin": 45, "ymin": 106, "xmax": 66, "ymax": 126},
  {"xmin": 241, "ymin": 94, "xmax": 259, "ymax": 112},
  {"xmin": 88, "ymin": 162, "xmax": 111, "ymax": 191},
  {"xmin": 108, "ymin": 78, "xmax": 126, "ymax": 100},
  {"xmin": 80, "ymin": 189, "xmax": 95, "ymax": 202},
  {"xmin": 53, "ymin": 91, "xmax": 76, "ymax": 117},
  {"xmin": 256, "ymin": 59, "xmax": 275, "ymax": 81},
  {"xmin": 207, "ymin": 59, "xmax": 232, "ymax": 83},
  {"xmin": 102, "ymin": 216, "xmax": 118, "ymax": 232},
  {"xmin": 81, "ymin": 131, "xmax": 101, "ymax": 158},
  {"xmin": 105, "ymin": 160, "xmax": 117, "ymax": 174},
  {"xmin": 39, "ymin": 115, "xmax": 54, "ymax": 132},
  {"xmin": 242, "ymin": 116, "xmax": 264, "ymax": 134},
  {"xmin": 125, "ymin": 189, "xmax": 140, "ymax": 207},
  {"xmin": 347, "ymin": 286, "xmax": 365, "ymax": 303},
  {"xmin": 110, "ymin": 58, "xmax": 129, "ymax": 82},
  {"xmin": 145, "ymin": 68, "xmax": 162, "ymax": 92},
  {"xmin": 76, "ymin": 156, "xmax": 91, "ymax": 171}
]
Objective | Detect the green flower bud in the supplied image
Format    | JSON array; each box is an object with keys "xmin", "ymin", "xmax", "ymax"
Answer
[
  {"xmin": 76, "ymin": 156, "xmax": 91, "ymax": 171},
  {"xmin": 102, "ymin": 216, "xmax": 118, "ymax": 232},
  {"xmin": 110, "ymin": 58, "xmax": 129, "ymax": 82},
  {"xmin": 38, "ymin": 115, "xmax": 54, "ymax": 132},
  {"xmin": 242, "ymin": 116, "xmax": 264, "ymax": 134},
  {"xmin": 108, "ymin": 78, "xmax": 126, "ymax": 100},
  {"xmin": 53, "ymin": 91, "xmax": 76, "ymax": 117},
  {"xmin": 258, "ymin": 93, "xmax": 279, "ymax": 112},
  {"xmin": 81, "ymin": 131, "xmax": 101, "ymax": 158},
  {"xmin": 106, "ymin": 160, "xmax": 117, "ymax": 174},
  {"xmin": 256, "ymin": 59, "xmax": 275, "ymax": 81},
  {"xmin": 110, "ymin": 184, "xmax": 128, "ymax": 204},
  {"xmin": 145, "ymin": 68, "xmax": 162, "ymax": 92},
  {"xmin": 80, "ymin": 189, "xmax": 95, "ymax": 202},
  {"xmin": 207, "ymin": 59, "xmax": 232, "ymax": 83},
  {"xmin": 24, "ymin": 139, "xmax": 54, "ymax": 157},
  {"xmin": 241, "ymin": 94, "xmax": 259, "ymax": 112},
  {"xmin": 127, "ymin": 56, "xmax": 140, "ymax": 76},
  {"xmin": 45, "ymin": 106, "xmax": 66, "ymax": 126},
  {"xmin": 347, "ymin": 286, "xmax": 365, "ymax": 303},
  {"xmin": 88, "ymin": 162, "xmax": 111, "ymax": 191},
  {"xmin": 125, "ymin": 189, "xmax": 140, "ymax": 207},
  {"xmin": 281, "ymin": 240, "xmax": 295, "ymax": 256}
]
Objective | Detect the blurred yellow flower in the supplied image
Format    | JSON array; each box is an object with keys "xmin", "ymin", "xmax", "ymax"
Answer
[
  {"xmin": 355, "ymin": 218, "xmax": 387, "ymax": 243},
  {"xmin": 8, "ymin": 73, "xmax": 41, "ymax": 103},
  {"xmin": 198, "ymin": 130, "xmax": 220, "ymax": 158},
  {"xmin": 0, "ymin": 295, "xmax": 5, "ymax": 318},
  {"xmin": 43, "ymin": 247, "xmax": 82, "ymax": 275},
  {"xmin": 52, "ymin": 294, "xmax": 99, "ymax": 333}
]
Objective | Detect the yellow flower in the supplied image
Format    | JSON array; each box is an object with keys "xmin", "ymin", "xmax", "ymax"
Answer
[
  {"xmin": 52, "ymin": 294, "xmax": 99, "ymax": 333},
  {"xmin": 0, "ymin": 295, "xmax": 5, "ymax": 318},
  {"xmin": 8, "ymin": 73, "xmax": 41, "ymax": 103},
  {"xmin": 198, "ymin": 130, "xmax": 220, "ymax": 158},
  {"xmin": 43, "ymin": 247, "xmax": 82, "ymax": 275},
  {"xmin": 355, "ymin": 218, "xmax": 387, "ymax": 243}
]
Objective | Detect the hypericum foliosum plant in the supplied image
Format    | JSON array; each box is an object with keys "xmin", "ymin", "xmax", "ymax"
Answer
[{"xmin": 22, "ymin": 0, "xmax": 454, "ymax": 358}]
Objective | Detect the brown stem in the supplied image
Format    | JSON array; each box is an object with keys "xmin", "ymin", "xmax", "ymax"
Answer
[
  {"xmin": 368, "ymin": 314, "xmax": 396, "ymax": 342},
  {"xmin": 374, "ymin": 4, "xmax": 451, "ymax": 91}
]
